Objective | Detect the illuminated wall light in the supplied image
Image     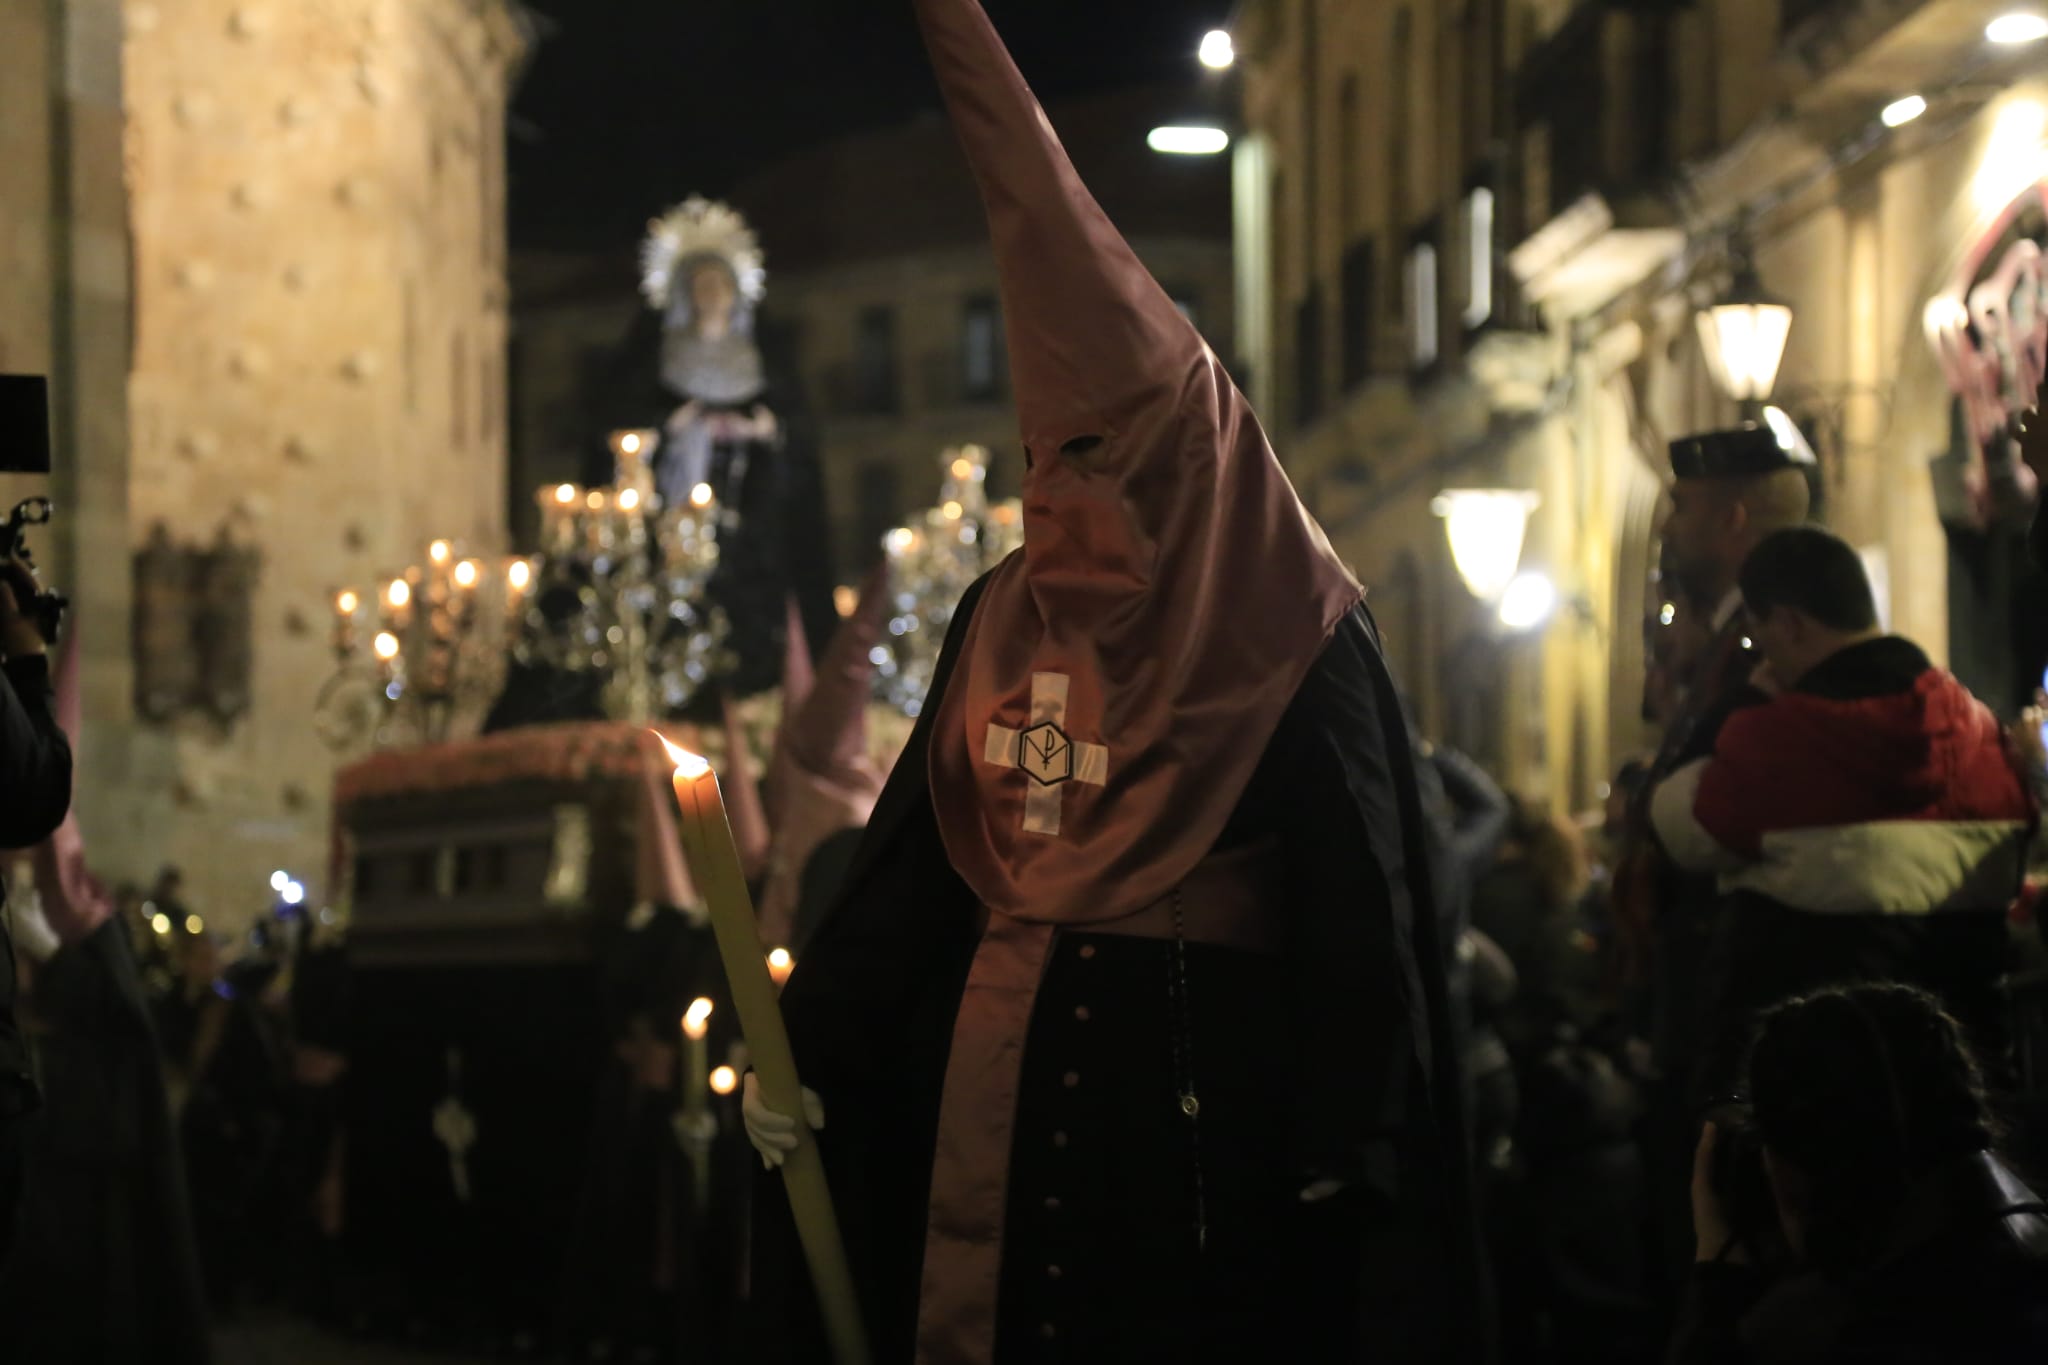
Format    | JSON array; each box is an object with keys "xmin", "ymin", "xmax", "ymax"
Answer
[
  {"xmin": 1987, "ymin": 12, "xmax": 2048, "ymax": 44},
  {"xmin": 1880, "ymin": 94, "xmax": 1927, "ymax": 128},
  {"xmin": 1148, "ymin": 126, "xmax": 1231, "ymax": 156}
]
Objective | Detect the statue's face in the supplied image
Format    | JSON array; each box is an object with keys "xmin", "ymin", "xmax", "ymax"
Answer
[{"xmin": 689, "ymin": 263, "xmax": 738, "ymax": 324}]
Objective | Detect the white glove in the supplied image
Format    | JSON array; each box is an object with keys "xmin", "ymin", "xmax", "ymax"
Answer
[{"xmin": 742, "ymin": 1071, "xmax": 825, "ymax": 1170}]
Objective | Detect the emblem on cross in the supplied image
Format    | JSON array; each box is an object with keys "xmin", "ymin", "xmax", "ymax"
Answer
[{"xmin": 983, "ymin": 672, "xmax": 1108, "ymax": 836}]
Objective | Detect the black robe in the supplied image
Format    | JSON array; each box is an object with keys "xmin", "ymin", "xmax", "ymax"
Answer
[
  {"xmin": 750, "ymin": 575, "xmax": 1482, "ymax": 1363},
  {"xmin": 0, "ymin": 921, "xmax": 210, "ymax": 1364}
]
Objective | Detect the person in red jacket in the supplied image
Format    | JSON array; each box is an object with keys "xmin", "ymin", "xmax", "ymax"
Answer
[{"xmin": 1652, "ymin": 526, "xmax": 2034, "ymax": 1097}]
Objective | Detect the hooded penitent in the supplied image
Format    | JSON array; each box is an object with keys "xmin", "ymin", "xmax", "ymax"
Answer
[
  {"xmin": 756, "ymin": 564, "xmax": 890, "ymax": 948},
  {"xmin": 917, "ymin": 0, "xmax": 1361, "ymax": 924}
]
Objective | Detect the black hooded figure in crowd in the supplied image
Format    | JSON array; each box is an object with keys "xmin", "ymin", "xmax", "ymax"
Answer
[{"xmin": 744, "ymin": 3, "xmax": 1481, "ymax": 1362}]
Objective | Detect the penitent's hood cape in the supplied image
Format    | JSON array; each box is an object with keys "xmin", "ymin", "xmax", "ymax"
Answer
[{"xmin": 918, "ymin": 0, "xmax": 1362, "ymax": 924}]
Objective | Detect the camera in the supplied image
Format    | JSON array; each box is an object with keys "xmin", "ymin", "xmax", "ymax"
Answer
[
  {"xmin": 1701, "ymin": 1097, "xmax": 1788, "ymax": 1264},
  {"xmin": 1, "ymin": 498, "xmax": 68, "ymax": 645},
  {"xmin": 0, "ymin": 375, "xmax": 68, "ymax": 645}
]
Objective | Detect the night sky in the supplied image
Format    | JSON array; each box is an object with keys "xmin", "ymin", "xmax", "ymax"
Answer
[{"xmin": 509, "ymin": 0, "xmax": 1235, "ymax": 251}]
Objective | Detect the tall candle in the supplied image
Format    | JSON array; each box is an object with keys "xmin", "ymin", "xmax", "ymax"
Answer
[
  {"xmin": 682, "ymin": 996, "xmax": 713, "ymax": 1119},
  {"xmin": 333, "ymin": 589, "xmax": 360, "ymax": 659},
  {"xmin": 657, "ymin": 734, "xmax": 869, "ymax": 1365}
]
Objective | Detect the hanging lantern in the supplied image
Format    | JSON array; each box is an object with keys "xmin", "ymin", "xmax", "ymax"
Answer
[
  {"xmin": 1431, "ymin": 488, "xmax": 1541, "ymax": 602},
  {"xmin": 1696, "ymin": 252, "xmax": 1793, "ymax": 406}
]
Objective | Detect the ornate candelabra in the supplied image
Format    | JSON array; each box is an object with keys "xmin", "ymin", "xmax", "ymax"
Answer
[
  {"xmin": 525, "ymin": 432, "xmax": 731, "ymax": 723},
  {"xmin": 314, "ymin": 435, "xmax": 735, "ymax": 753},
  {"xmin": 872, "ymin": 445, "xmax": 1024, "ymax": 717},
  {"xmin": 316, "ymin": 539, "xmax": 531, "ymax": 752}
]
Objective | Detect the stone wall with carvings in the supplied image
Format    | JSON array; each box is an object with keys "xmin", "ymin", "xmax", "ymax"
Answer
[{"xmin": 116, "ymin": 0, "xmax": 524, "ymax": 922}]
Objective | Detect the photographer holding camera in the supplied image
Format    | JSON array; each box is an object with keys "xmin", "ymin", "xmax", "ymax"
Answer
[
  {"xmin": 1673, "ymin": 984, "xmax": 2048, "ymax": 1363},
  {"xmin": 0, "ymin": 545, "xmax": 74, "ymax": 1264}
]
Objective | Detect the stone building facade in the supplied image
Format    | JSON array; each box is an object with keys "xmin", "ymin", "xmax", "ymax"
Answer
[
  {"xmin": 1, "ymin": 0, "xmax": 527, "ymax": 925},
  {"xmin": 511, "ymin": 85, "xmax": 1237, "ymax": 571},
  {"xmin": 1237, "ymin": 0, "xmax": 2048, "ymax": 811}
]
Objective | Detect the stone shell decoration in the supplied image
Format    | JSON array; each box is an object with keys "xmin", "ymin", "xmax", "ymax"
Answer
[{"xmin": 639, "ymin": 196, "xmax": 768, "ymax": 312}]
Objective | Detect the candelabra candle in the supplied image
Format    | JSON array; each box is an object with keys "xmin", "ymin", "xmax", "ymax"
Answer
[
  {"xmin": 505, "ymin": 558, "xmax": 533, "ymax": 634},
  {"xmin": 332, "ymin": 589, "xmax": 361, "ymax": 661},
  {"xmin": 382, "ymin": 576, "xmax": 414, "ymax": 634},
  {"xmin": 540, "ymin": 484, "xmax": 582, "ymax": 555}
]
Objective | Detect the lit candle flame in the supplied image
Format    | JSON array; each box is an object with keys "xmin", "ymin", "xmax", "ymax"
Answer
[
  {"xmin": 507, "ymin": 560, "xmax": 532, "ymax": 592},
  {"xmin": 690, "ymin": 483, "xmax": 715, "ymax": 509},
  {"xmin": 618, "ymin": 487, "xmax": 642, "ymax": 511},
  {"xmin": 336, "ymin": 589, "xmax": 360, "ymax": 614},
  {"xmin": 621, "ymin": 432, "xmax": 643, "ymax": 456},
  {"xmin": 453, "ymin": 559, "xmax": 479, "ymax": 588},
  {"xmin": 768, "ymin": 947, "xmax": 795, "ymax": 987},
  {"xmin": 942, "ymin": 500, "xmax": 963, "ymax": 520},
  {"xmin": 373, "ymin": 631, "xmax": 401, "ymax": 661},
  {"xmin": 655, "ymin": 731, "xmax": 712, "ymax": 780},
  {"xmin": 710, "ymin": 1065, "xmax": 738, "ymax": 1096},
  {"xmin": 586, "ymin": 490, "xmax": 607, "ymax": 510},
  {"xmin": 186, "ymin": 915, "xmax": 205, "ymax": 935},
  {"xmin": 684, "ymin": 996, "xmax": 714, "ymax": 1039},
  {"xmin": 951, "ymin": 457, "xmax": 973, "ymax": 480},
  {"xmin": 886, "ymin": 527, "xmax": 915, "ymax": 554},
  {"xmin": 386, "ymin": 579, "xmax": 411, "ymax": 609},
  {"xmin": 429, "ymin": 540, "xmax": 451, "ymax": 564},
  {"xmin": 555, "ymin": 483, "xmax": 578, "ymax": 505},
  {"xmin": 151, "ymin": 913, "xmax": 171, "ymax": 936}
]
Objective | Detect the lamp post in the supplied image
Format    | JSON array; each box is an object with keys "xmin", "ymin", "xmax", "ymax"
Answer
[
  {"xmin": 1696, "ymin": 247, "xmax": 1793, "ymax": 419},
  {"xmin": 1432, "ymin": 489, "xmax": 1541, "ymax": 602}
]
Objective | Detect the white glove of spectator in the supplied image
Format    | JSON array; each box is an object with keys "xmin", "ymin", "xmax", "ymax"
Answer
[{"xmin": 743, "ymin": 1070, "xmax": 825, "ymax": 1169}]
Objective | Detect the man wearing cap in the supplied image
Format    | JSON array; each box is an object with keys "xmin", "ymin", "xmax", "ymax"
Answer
[
  {"xmin": 1613, "ymin": 423, "xmax": 1811, "ymax": 1291},
  {"xmin": 741, "ymin": 2, "xmax": 1479, "ymax": 1362}
]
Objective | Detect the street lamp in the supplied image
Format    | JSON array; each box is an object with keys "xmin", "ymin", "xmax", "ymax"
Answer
[
  {"xmin": 1697, "ymin": 249, "xmax": 1793, "ymax": 412},
  {"xmin": 1148, "ymin": 126, "xmax": 1231, "ymax": 156},
  {"xmin": 1432, "ymin": 489, "xmax": 1541, "ymax": 602}
]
